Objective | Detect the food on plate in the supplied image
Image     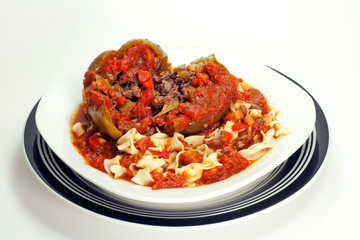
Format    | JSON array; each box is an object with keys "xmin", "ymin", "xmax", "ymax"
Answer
[{"xmin": 70, "ymin": 39, "xmax": 289, "ymax": 189}]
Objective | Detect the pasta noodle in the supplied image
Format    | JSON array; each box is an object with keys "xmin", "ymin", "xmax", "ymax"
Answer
[
  {"xmin": 131, "ymin": 169, "xmax": 154, "ymax": 186},
  {"xmin": 116, "ymin": 128, "xmax": 144, "ymax": 155}
]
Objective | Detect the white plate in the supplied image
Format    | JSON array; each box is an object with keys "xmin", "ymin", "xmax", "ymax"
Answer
[{"xmin": 35, "ymin": 52, "xmax": 315, "ymax": 208}]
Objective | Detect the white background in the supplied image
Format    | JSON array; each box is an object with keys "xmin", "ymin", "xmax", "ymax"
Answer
[{"xmin": 1, "ymin": 0, "xmax": 359, "ymax": 239}]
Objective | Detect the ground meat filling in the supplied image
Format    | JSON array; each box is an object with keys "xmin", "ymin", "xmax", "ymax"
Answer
[
  {"xmin": 109, "ymin": 68, "xmax": 190, "ymax": 114},
  {"xmin": 94, "ymin": 65, "xmax": 191, "ymax": 136},
  {"xmin": 152, "ymin": 72, "xmax": 191, "ymax": 112}
]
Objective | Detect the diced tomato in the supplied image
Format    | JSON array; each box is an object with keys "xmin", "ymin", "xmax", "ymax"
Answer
[
  {"xmin": 178, "ymin": 150, "xmax": 203, "ymax": 167},
  {"xmin": 204, "ymin": 62, "xmax": 225, "ymax": 84},
  {"xmin": 147, "ymin": 148, "xmax": 170, "ymax": 159},
  {"xmin": 151, "ymin": 172, "xmax": 184, "ymax": 190},
  {"xmin": 119, "ymin": 42, "xmax": 156, "ymax": 74},
  {"xmin": 136, "ymin": 117, "xmax": 153, "ymax": 133},
  {"xmin": 85, "ymin": 89, "xmax": 112, "ymax": 109},
  {"xmin": 223, "ymin": 112, "xmax": 236, "ymax": 122},
  {"xmin": 220, "ymin": 131, "xmax": 233, "ymax": 148},
  {"xmin": 161, "ymin": 148, "xmax": 169, "ymax": 159},
  {"xmin": 107, "ymin": 89, "xmax": 126, "ymax": 106},
  {"xmin": 138, "ymin": 69, "xmax": 154, "ymax": 90},
  {"xmin": 119, "ymin": 45, "xmax": 141, "ymax": 73},
  {"xmin": 120, "ymin": 155, "xmax": 134, "ymax": 168},
  {"xmin": 140, "ymin": 86, "xmax": 154, "ymax": 106},
  {"xmin": 116, "ymin": 97, "xmax": 125, "ymax": 105},
  {"xmin": 221, "ymin": 151, "xmax": 250, "ymax": 175},
  {"xmin": 178, "ymin": 102, "xmax": 204, "ymax": 122},
  {"xmin": 166, "ymin": 111, "xmax": 191, "ymax": 132},
  {"xmin": 153, "ymin": 115, "xmax": 166, "ymax": 125},
  {"xmin": 191, "ymin": 72, "xmax": 211, "ymax": 87},
  {"xmin": 141, "ymin": 46, "xmax": 156, "ymax": 71},
  {"xmin": 98, "ymin": 56, "xmax": 118, "ymax": 77},
  {"xmin": 89, "ymin": 133, "xmax": 101, "ymax": 147},
  {"xmin": 135, "ymin": 136, "xmax": 155, "ymax": 152},
  {"xmin": 132, "ymin": 89, "xmax": 153, "ymax": 118},
  {"xmin": 197, "ymin": 150, "xmax": 249, "ymax": 185},
  {"xmin": 231, "ymin": 123, "xmax": 248, "ymax": 131},
  {"xmin": 118, "ymin": 54, "xmax": 131, "ymax": 73}
]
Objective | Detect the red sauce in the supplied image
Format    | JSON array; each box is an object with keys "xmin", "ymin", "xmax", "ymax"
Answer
[
  {"xmin": 151, "ymin": 172, "xmax": 184, "ymax": 190},
  {"xmin": 71, "ymin": 40, "xmax": 274, "ymax": 190},
  {"xmin": 166, "ymin": 62, "xmax": 240, "ymax": 133},
  {"xmin": 70, "ymin": 91, "xmax": 265, "ymax": 189},
  {"xmin": 70, "ymin": 106, "xmax": 116, "ymax": 173},
  {"xmin": 197, "ymin": 149, "xmax": 250, "ymax": 185}
]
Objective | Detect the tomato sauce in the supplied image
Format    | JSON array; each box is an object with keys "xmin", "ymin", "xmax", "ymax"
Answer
[
  {"xmin": 197, "ymin": 149, "xmax": 250, "ymax": 185},
  {"xmin": 70, "ymin": 106, "xmax": 117, "ymax": 173},
  {"xmin": 71, "ymin": 80, "xmax": 271, "ymax": 189},
  {"xmin": 166, "ymin": 62, "xmax": 240, "ymax": 133},
  {"xmin": 71, "ymin": 40, "xmax": 278, "ymax": 190}
]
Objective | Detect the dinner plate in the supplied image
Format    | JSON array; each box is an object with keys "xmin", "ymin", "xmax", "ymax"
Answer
[
  {"xmin": 34, "ymin": 54, "xmax": 316, "ymax": 205},
  {"xmin": 23, "ymin": 69, "xmax": 329, "ymax": 226}
]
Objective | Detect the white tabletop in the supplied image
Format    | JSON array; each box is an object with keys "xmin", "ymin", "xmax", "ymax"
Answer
[{"xmin": 1, "ymin": 0, "xmax": 359, "ymax": 239}]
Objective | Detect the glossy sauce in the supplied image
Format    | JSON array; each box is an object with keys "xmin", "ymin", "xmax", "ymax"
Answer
[{"xmin": 71, "ymin": 40, "xmax": 274, "ymax": 189}]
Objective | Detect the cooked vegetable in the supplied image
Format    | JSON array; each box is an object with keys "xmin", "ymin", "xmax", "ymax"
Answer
[
  {"xmin": 156, "ymin": 100, "xmax": 179, "ymax": 117},
  {"xmin": 118, "ymin": 99, "xmax": 135, "ymax": 112},
  {"xmin": 244, "ymin": 114, "xmax": 255, "ymax": 126},
  {"xmin": 187, "ymin": 54, "xmax": 229, "ymax": 73},
  {"xmin": 87, "ymin": 104, "xmax": 123, "ymax": 139},
  {"xmin": 88, "ymin": 50, "xmax": 117, "ymax": 73},
  {"xmin": 82, "ymin": 39, "xmax": 171, "ymax": 138},
  {"xmin": 118, "ymin": 39, "xmax": 171, "ymax": 72},
  {"xmin": 181, "ymin": 104, "xmax": 230, "ymax": 134}
]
